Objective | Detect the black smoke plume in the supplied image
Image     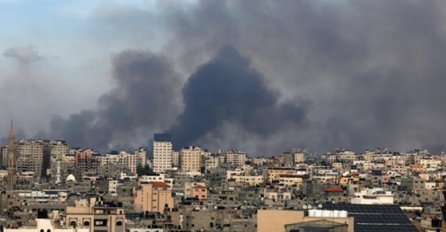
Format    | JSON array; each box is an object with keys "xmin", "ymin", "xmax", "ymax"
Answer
[
  {"xmin": 34, "ymin": 1, "xmax": 446, "ymax": 154},
  {"xmin": 47, "ymin": 50, "xmax": 181, "ymax": 150},
  {"xmin": 168, "ymin": 46, "xmax": 308, "ymax": 150}
]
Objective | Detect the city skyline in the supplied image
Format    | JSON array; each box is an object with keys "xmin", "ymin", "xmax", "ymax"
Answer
[
  {"xmin": 2, "ymin": 1, "xmax": 446, "ymax": 155},
  {"xmin": 1, "ymin": 1, "xmax": 446, "ymax": 231}
]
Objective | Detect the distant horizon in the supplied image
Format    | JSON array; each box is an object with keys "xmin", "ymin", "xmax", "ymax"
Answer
[{"xmin": 1, "ymin": 130, "xmax": 442, "ymax": 156}]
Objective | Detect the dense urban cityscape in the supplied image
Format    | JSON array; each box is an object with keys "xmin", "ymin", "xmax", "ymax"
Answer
[
  {"xmin": 0, "ymin": 124, "xmax": 444, "ymax": 231},
  {"xmin": 3, "ymin": 1, "xmax": 446, "ymax": 232}
]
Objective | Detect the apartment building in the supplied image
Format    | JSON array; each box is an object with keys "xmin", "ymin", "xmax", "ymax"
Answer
[
  {"xmin": 180, "ymin": 146, "xmax": 203, "ymax": 173},
  {"xmin": 225, "ymin": 150, "xmax": 247, "ymax": 166},
  {"xmin": 153, "ymin": 134, "xmax": 173, "ymax": 174},
  {"xmin": 16, "ymin": 139, "xmax": 45, "ymax": 178},
  {"xmin": 133, "ymin": 182, "xmax": 174, "ymax": 213}
]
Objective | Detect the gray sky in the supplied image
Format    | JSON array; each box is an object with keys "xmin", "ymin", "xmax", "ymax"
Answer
[{"xmin": 2, "ymin": 0, "xmax": 446, "ymax": 155}]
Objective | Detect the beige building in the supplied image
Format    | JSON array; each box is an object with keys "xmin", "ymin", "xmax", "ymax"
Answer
[
  {"xmin": 66, "ymin": 197, "xmax": 126, "ymax": 232},
  {"xmin": 204, "ymin": 154, "xmax": 220, "ymax": 171},
  {"xmin": 277, "ymin": 175, "xmax": 304, "ymax": 187},
  {"xmin": 337, "ymin": 150, "xmax": 356, "ymax": 162},
  {"xmin": 16, "ymin": 139, "xmax": 44, "ymax": 178},
  {"xmin": 184, "ymin": 182, "xmax": 208, "ymax": 200},
  {"xmin": 97, "ymin": 151, "xmax": 138, "ymax": 175},
  {"xmin": 153, "ymin": 137, "xmax": 173, "ymax": 173},
  {"xmin": 180, "ymin": 146, "xmax": 203, "ymax": 173},
  {"xmin": 226, "ymin": 170, "xmax": 264, "ymax": 186},
  {"xmin": 267, "ymin": 168, "xmax": 300, "ymax": 182},
  {"xmin": 60, "ymin": 154, "xmax": 76, "ymax": 181},
  {"xmin": 171, "ymin": 151, "xmax": 180, "ymax": 167},
  {"xmin": 293, "ymin": 151, "xmax": 305, "ymax": 164},
  {"xmin": 225, "ymin": 150, "xmax": 247, "ymax": 166},
  {"xmin": 134, "ymin": 148, "xmax": 147, "ymax": 167},
  {"xmin": 133, "ymin": 182, "xmax": 174, "ymax": 213},
  {"xmin": 257, "ymin": 209, "xmax": 353, "ymax": 232}
]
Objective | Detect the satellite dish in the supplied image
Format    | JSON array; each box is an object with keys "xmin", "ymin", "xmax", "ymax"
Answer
[
  {"xmin": 318, "ymin": 204, "xmax": 323, "ymax": 209},
  {"xmin": 303, "ymin": 205, "xmax": 308, "ymax": 210}
]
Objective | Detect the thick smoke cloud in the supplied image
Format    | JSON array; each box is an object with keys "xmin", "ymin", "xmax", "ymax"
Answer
[
  {"xmin": 47, "ymin": 50, "xmax": 181, "ymax": 150},
  {"xmin": 168, "ymin": 46, "xmax": 307, "ymax": 149},
  {"xmin": 157, "ymin": 0, "xmax": 446, "ymax": 153},
  {"xmin": 36, "ymin": 0, "xmax": 446, "ymax": 154}
]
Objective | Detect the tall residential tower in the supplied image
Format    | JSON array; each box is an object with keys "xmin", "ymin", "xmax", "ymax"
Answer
[{"xmin": 152, "ymin": 134, "xmax": 172, "ymax": 173}]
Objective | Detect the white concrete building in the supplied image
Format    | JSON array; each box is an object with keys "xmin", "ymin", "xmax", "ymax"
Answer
[
  {"xmin": 139, "ymin": 174, "xmax": 174, "ymax": 189},
  {"xmin": 4, "ymin": 219, "xmax": 89, "ymax": 232},
  {"xmin": 351, "ymin": 188, "xmax": 394, "ymax": 204}
]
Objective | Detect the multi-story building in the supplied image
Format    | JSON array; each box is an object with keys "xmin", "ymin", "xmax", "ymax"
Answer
[
  {"xmin": 75, "ymin": 149, "xmax": 99, "ymax": 179},
  {"xmin": 419, "ymin": 157, "xmax": 442, "ymax": 168},
  {"xmin": 134, "ymin": 147, "xmax": 147, "ymax": 168},
  {"xmin": 97, "ymin": 151, "xmax": 138, "ymax": 175},
  {"xmin": 133, "ymin": 182, "xmax": 174, "ymax": 213},
  {"xmin": 293, "ymin": 151, "xmax": 305, "ymax": 164},
  {"xmin": 180, "ymin": 146, "xmax": 203, "ymax": 173},
  {"xmin": 171, "ymin": 151, "xmax": 180, "ymax": 167},
  {"xmin": 184, "ymin": 182, "xmax": 208, "ymax": 200},
  {"xmin": 267, "ymin": 168, "xmax": 302, "ymax": 182},
  {"xmin": 60, "ymin": 153, "xmax": 76, "ymax": 181},
  {"xmin": 277, "ymin": 175, "xmax": 304, "ymax": 187},
  {"xmin": 15, "ymin": 139, "xmax": 44, "ymax": 178},
  {"xmin": 0, "ymin": 146, "xmax": 7, "ymax": 168},
  {"xmin": 48, "ymin": 140, "xmax": 70, "ymax": 183},
  {"xmin": 226, "ymin": 171, "xmax": 264, "ymax": 186},
  {"xmin": 204, "ymin": 154, "xmax": 220, "ymax": 171},
  {"xmin": 225, "ymin": 150, "xmax": 247, "ymax": 166},
  {"xmin": 337, "ymin": 150, "xmax": 356, "ymax": 162},
  {"xmin": 152, "ymin": 134, "xmax": 173, "ymax": 174},
  {"xmin": 66, "ymin": 197, "xmax": 126, "ymax": 232}
]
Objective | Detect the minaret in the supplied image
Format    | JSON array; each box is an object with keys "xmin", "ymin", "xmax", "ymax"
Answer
[{"xmin": 7, "ymin": 121, "xmax": 15, "ymax": 191}]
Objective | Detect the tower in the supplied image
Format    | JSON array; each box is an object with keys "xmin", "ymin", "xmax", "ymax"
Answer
[
  {"xmin": 152, "ymin": 133, "xmax": 173, "ymax": 173},
  {"xmin": 7, "ymin": 121, "xmax": 15, "ymax": 191}
]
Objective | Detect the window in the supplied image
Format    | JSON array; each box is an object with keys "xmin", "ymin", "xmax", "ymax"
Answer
[{"xmin": 94, "ymin": 219, "xmax": 107, "ymax": 226}]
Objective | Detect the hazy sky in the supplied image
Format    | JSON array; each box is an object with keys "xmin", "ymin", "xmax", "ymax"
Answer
[{"xmin": 2, "ymin": 0, "xmax": 446, "ymax": 155}]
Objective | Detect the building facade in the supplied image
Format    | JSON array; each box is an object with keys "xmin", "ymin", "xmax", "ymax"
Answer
[
  {"xmin": 180, "ymin": 146, "xmax": 203, "ymax": 173},
  {"xmin": 153, "ymin": 134, "xmax": 173, "ymax": 174}
]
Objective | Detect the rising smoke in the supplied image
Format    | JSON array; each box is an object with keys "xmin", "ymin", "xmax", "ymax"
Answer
[
  {"xmin": 47, "ymin": 50, "xmax": 181, "ymax": 150},
  {"xmin": 18, "ymin": 1, "xmax": 446, "ymax": 154},
  {"xmin": 167, "ymin": 46, "xmax": 308, "ymax": 150}
]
